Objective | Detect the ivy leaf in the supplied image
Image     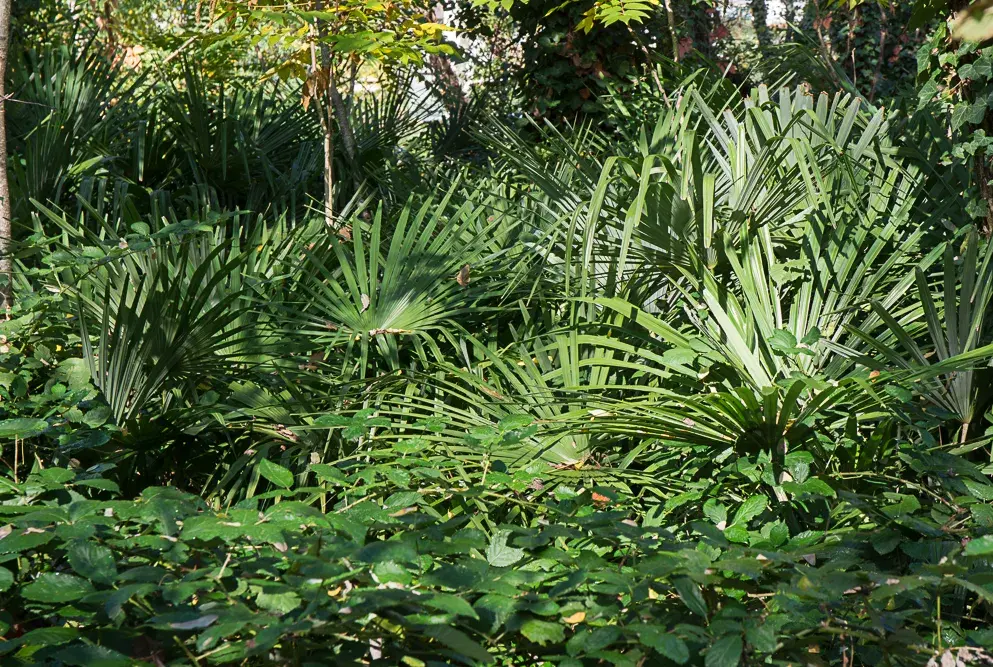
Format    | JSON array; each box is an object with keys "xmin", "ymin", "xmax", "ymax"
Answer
[
  {"xmin": 258, "ymin": 458, "xmax": 294, "ymax": 489},
  {"xmin": 486, "ymin": 530, "xmax": 525, "ymax": 567}
]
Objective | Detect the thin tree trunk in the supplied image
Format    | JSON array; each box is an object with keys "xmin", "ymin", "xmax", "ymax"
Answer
[
  {"xmin": 327, "ymin": 81, "xmax": 359, "ymax": 170},
  {"xmin": 314, "ymin": 0, "xmax": 359, "ymax": 171},
  {"xmin": 627, "ymin": 25, "xmax": 667, "ymax": 101},
  {"xmin": 662, "ymin": 0, "xmax": 680, "ymax": 62},
  {"xmin": 320, "ymin": 106, "xmax": 335, "ymax": 231},
  {"xmin": 309, "ymin": 40, "xmax": 336, "ymax": 231},
  {"xmin": 868, "ymin": 26, "xmax": 887, "ymax": 102},
  {"xmin": 0, "ymin": 0, "xmax": 12, "ymax": 314}
]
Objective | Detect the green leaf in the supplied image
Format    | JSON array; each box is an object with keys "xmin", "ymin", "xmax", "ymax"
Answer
[
  {"xmin": 18, "ymin": 627, "xmax": 79, "ymax": 647},
  {"xmin": 68, "ymin": 541, "xmax": 118, "ymax": 585},
  {"xmin": 256, "ymin": 590, "xmax": 301, "ymax": 614},
  {"xmin": 22, "ymin": 573, "xmax": 95, "ymax": 603},
  {"xmin": 170, "ymin": 615, "xmax": 219, "ymax": 630},
  {"xmin": 783, "ymin": 478, "xmax": 836, "ymax": 499},
  {"xmin": 56, "ymin": 644, "xmax": 132, "ymax": 667},
  {"xmin": 0, "ymin": 567, "xmax": 12, "ymax": 592},
  {"xmin": 965, "ymin": 535, "xmax": 993, "ymax": 556},
  {"xmin": 0, "ymin": 418, "xmax": 48, "ymax": 438},
  {"xmin": 258, "ymin": 458, "xmax": 294, "ymax": 489},
  {"xmin": 635, "ymin": 626, "xmax": 689, "ymax": 664},
  {"xmin": 424, "ymin": 626, "xmax": 493, "ymax": 663},
  {"xmin": 731, "ymin": 496, "xmax": 767, "ymax": 527},
  {"xmin": 487, "ymin": 530, "xmax": 525, "ymax": 567},
  {"xmin": 520, "ymin": 619, "xmax": 565, "ymax": 646},
  {"xmin": 82, "ymin": 406, "xmax": 112, "ymax": 428},
  {"xmin": 0, "ymin": 528, "xmax": 54, "ymax": 553},
  {"xmin": 424, "ymin": 593, "xmax": 479, "ymax": 619},
  {"xmin": 703, "ymin": 500, "xmax": 727, "ymax": 526},
  {"xmin": 673, "ymin": 577, "xmax": 708, "ymax": 617},
  {"xmin": 745, "ymin": 623, "xmax": 777, "ymax": 652},
  {"xmin": 55, "ymin": 358, "xmax": 92, "ymax": 390},
  {"xmin": 705, "ymin": 634, "xmax": 743, "ymax": 667},
  {"xmin": 310, "ymin": 463, "xmax": 346, "ymax": 483},
  {"xmin": 74, "ymin": 478, "xmax": 120, "ymax": 493}
]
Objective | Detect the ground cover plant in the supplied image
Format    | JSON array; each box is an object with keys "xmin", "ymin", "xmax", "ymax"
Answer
[{"xmin": 1, "ymin": 1, "xmax": 993, "ymax": 665}]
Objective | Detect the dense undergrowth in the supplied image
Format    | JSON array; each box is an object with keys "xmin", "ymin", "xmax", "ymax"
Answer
[{"xmin": 1, "ymin": 39, "xmax": 993, "ymax": 666}]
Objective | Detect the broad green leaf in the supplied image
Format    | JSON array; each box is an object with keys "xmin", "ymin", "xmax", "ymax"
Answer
[
  {"xmin": 0, "ymin": 528, "xmax": 54, "ymax": 553},
  {"xmin": 965, "ymin": 535, "xmax": 993, "ymax": 556},
  {"xmin": 731, "ymin": 496, "xmax": 767, "ymax": 526},
  {"xmin": 424, "ymin": 593, "xmax": 479, "ymax": 619},
  {"xmin": 635, "ymin": 626, "xmax": 689, "ymax": 664},
  {"xmin": 673, "ymin": 577, "xmax": 708, "ymax": 617},
  {"xmin": 424, "ymin": 626, "xmax": 493, "ymax": 663},
  {"xmin": 256, "ymin": 590, "xmax": 301, "ymax": 614},
  {"xmin": 258, "ymin": 458, "xmax": 294, "ymax": 489},
  {"xmin": 17, "ymin": 627, "xmax": 78, "ymax": 647},
  {"xmin": 705, "ymin": 634, "xmax": 743, "ymax": 667},
  {"xmin": 310, "ymin": 463, "xmax": 346, "ymax": 483},
  {"xmin": 68, "ymin": 541, "xmax": 118, "ymax": 584},
  {"xmin": 0, "ymin": 418, "xmax": 48, "ymax": 438},
  {"xmin": 82, "ymin": 405, "xmax": 112, "ymax": 428},
  {"xmin": 56, "ymin": 644, "xmax": 132, "ymax": 667},
  {"xmin": 486, "ymin": 530, "xmax": 525, "ymax": 567},
  {"xmin": 22, "ymin": 573, "xmax": 95, "ymax": 603},
  {"xmin": 520, "ymin": 619, "xmax": 565, "ymax": 646}
]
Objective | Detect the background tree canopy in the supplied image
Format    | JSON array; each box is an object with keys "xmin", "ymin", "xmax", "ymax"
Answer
[{"xmin": 1, "ymin": 1, "xmax": 993, "ymax": 665}]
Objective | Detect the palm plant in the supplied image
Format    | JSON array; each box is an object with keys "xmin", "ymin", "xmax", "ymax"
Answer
[
  {"xmin": 846, "ymin": 227, "xmax": 993, "ymax": 443},
  {"xmin": 280, "ymin": 189, "xmax": 512, "ymax": 382},
  {"xmin": 157, "ymin": 63, "xmax": 322, "ymax": 215},
  {"xmin": 7, "ymin": 43, "xmax": 138, "ymax": 224},
  {"xmin": 30, "ymin": 195, "xmax": 310, "ymax": 490}
]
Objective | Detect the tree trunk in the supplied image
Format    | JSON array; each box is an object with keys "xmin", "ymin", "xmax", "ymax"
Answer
[
  {"xmin": 0, "ymin": 0, "xmax": 12, "ymax": 314},
  {"xmin": 327, "ymin": 81, "xmax": 359, "ymax": 169},
  {"xmin": 90, "ymin": 0, "xmax": 120, "ymax": 60},
  {"xmin": 662, "ymin": 0, "xmax": 680, "ymax": 62},
  {"xmin": 751, "ymin": 0, "xmax": 771, "ymax": 49},
  {"xmin": 320, "ymin": 105, "xmax": 335, "ymax": 232},
  {"xmin": 314, "ymin": 0, "xmax": 360, "ymax": 192}
]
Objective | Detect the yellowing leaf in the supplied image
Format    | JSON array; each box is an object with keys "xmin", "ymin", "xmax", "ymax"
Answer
[{"xmin": 562, "ymin": 611, "xmax": 586, "ymax": 624}]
